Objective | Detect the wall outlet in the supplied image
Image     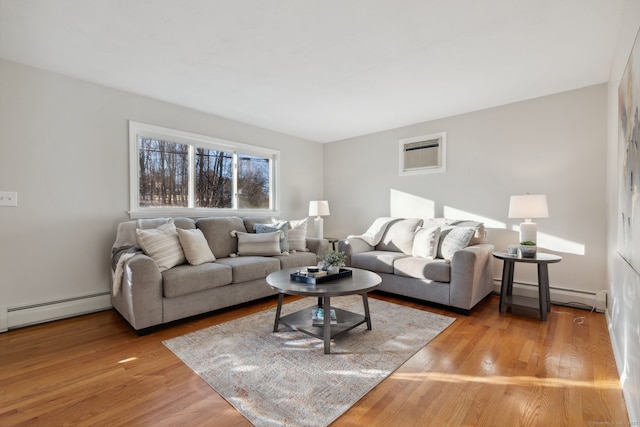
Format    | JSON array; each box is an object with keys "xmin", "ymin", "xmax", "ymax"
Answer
[{"xmin": 0, "ymin": 191, "xmax": 17, "ymax": 207}]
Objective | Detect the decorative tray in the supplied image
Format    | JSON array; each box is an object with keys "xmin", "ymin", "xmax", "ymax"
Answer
[{"xmin": 290, "ymin": 268, "xmax": 352, "ymax": 284}]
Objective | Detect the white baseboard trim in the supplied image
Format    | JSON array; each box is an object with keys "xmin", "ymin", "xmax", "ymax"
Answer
[
  {"xmin": 492, "ymin": 279, "xmax": 607, "ymax": 313},
  {"xmin": 4, "ymin": 292, "xmax": 112, "ymax": 331}
]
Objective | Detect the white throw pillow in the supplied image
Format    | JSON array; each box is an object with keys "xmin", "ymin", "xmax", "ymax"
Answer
[
  {"xmin": 233, "ymin": 230, "xmax": 282, "ymax": 256},
  {"xmin": 274, "ymin": 218, "xmax": 308, "ymax": 252},
  {"xmin": 412, "ymin": 225, "xmax": 441, "ymax": 259},
  {"xmin": 437, "ymin": 226, "xmax": 475, "ymax": 260},
  {"xmin": 177, "ymin": 228, "xmax": 215, "ymax": 265},
  {"xmin": 136, "ymin": 222, "xmax": 186, "ymax": 271}
]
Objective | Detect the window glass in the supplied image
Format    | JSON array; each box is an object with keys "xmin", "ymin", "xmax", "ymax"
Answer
[
  {"xmin": 237, "ymin": 154, "xmax": 271, "ymax": 209},
  {"xmin": 129, "ymin": 121, "xmax": 279, "ymax": 218},
  {"xmin": 138, "ymin": 138, "xmax": 189, "ymax": 208},
  {"xmin": 195, "ymin": 148, "xmax": 233, "ymax": 208}
]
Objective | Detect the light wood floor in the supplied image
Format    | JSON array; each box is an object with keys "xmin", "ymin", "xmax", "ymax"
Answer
[{"xmin": 0, "ymin": 294, "xmax": 629, "ymax": 426}]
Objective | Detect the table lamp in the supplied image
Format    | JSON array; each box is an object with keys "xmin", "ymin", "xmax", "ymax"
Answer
[
  {"xmin": 508, "ymin": 194, "xmax": 548, "ymax": 243},
  {"xmin": 309, "ymin": 200, "xmax": 330, "ymax": 239}
]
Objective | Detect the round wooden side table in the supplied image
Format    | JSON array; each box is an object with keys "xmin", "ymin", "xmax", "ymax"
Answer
[{"xmin": 492, "ymin": 252, "xmax": 562, "ymax": 321}]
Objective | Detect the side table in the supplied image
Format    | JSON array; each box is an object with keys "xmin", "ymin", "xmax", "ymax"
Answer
[
  {"xmin": 492, "ymin": 252, "xmax": 562, "ymax": 321},
  {"xmin": 324, "ymin": 237, "xmax": 339, "ymax": 251}
]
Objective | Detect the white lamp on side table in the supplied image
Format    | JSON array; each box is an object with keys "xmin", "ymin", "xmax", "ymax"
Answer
[
  {"xmin": 309, "ymin": 200, "xmax": 330, "ymax": 239},
  {"xmin": 508, "ymin": 194, "xmax": 549, "ymax": 244}
]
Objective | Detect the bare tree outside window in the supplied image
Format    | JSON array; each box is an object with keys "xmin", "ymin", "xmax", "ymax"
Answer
[
  {"xmin": 237, "ymin": 154, "xmax": 270, "ymax": 209},
  {"xmin": 130, "ymin": 121, "xmax": 279, "ymax": 217},
  {"xmin": 138, "ymin": 138, "xmax": 189, "ymax": 207},
  {"xmin": 195, "ymin": 148, "xmax": 233, "ymax": 208}
]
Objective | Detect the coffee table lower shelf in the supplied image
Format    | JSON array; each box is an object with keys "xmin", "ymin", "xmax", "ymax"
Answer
[{"xmin": 278, "ymin": 306, "xmax": 368, "ymax": 342}]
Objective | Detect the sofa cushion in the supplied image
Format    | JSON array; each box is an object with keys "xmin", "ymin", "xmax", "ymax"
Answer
[
  {"xmin": 233, "ymin": 230, "xmax": 282, "ymax": 256},
  {"xmin": 394, "ymin": 256, "xmax": 451, "ymax": 282},
  {"xmin": 162, "ymin": 262, "xmax": 233, "ymax": 297},
  {"xmin": 377, "ymin": 218, "xmax": 423, "ymax": 255},
  {"xmin": 214, "ymin": 256, "xmax": 280, "ymax": 283},
  {"xmin": 411, "ymin": 225, "xmax": 441, "ymax": 259},
  {"xmin": 437, "ymin": 226, "xmax": 475, "ymax": 260},
  {"xmin": 136, "ymin": 222, "xmax": 186, "ymax": 272},
  {"xmin": 275, "ymin": 251, "xmax": 318, "ymax": 270},
  {"xmin": 197, "ymin": 217, "xmax": 247, "ymax": 259},
  {"xmin": 255, "ymin": 222, "xmax": 289, "ymax": 253},
  {"xmin": 177, "ymin": 228, "xmax": 216, "ymax": 265},
  {"xmin": 242, "ymin": 216, "xmax": 273, "ymax": 233},
  {"xmin": 172, "ymin": 217, "xmax": 197, "ymax": 230},
  {"xmin": 351, "ymin": 251, "xmax": 410, "ymax": 274}
]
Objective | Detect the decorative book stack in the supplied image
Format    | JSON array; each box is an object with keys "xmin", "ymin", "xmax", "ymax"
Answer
[{"xmin": 312, "ymin": 308, "xmax": 337, "ymax": 326}]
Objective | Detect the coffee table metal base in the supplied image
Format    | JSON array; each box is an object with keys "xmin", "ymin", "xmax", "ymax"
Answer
[{"xmin": 273, "ymin": 293, "xmax": 372, "ymax": 354}]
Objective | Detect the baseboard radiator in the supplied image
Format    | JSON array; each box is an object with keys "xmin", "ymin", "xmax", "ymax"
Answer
[
  {"xmin": 492, "ymin": 279, "xmax": 607, "ymax": 313},
  {"xmin": 0, "ymin": 292, "xmax": 112, "ymax": 332}
]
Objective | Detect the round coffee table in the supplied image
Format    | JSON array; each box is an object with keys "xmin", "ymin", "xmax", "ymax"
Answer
[{"xmin": 266, "ymin": 267, "xmax": 381, "ymax": 354}]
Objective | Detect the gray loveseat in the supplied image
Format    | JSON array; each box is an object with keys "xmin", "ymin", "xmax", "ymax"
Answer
[
  {"xmin": 111, "ymin": 216, "xmax": 328, "ymax": 333},
  {"xmin": 338, "ymin": 217, "xmax": 494, "ymax": 313}
]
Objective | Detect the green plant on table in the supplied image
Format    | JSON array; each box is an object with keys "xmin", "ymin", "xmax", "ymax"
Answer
[{"xmin": 322, "ymin": 250, "xmax": 346, "ymax": 267}]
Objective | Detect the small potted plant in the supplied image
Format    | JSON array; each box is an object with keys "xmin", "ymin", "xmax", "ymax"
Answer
[
  {"xmin": 520, "ymin": 240, "xmax": 537, "ymax": 258},
  {"xmin": 321, "ymin": 250, "xmax": 346, "ymax": 274}
]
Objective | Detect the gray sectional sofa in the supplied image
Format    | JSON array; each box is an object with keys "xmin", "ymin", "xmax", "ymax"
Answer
[
  {"xmin": 111, "ymin": 216, "xmax": 328, "ymax": 333},
  {"xmin": 338, "ymin": 217, "xmax": 494, "ymax": 313}
]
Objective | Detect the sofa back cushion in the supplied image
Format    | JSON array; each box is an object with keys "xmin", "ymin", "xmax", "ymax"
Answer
[
  {"xmin": 197, "ymin": 217, "xmax": 247, "ymax": 259},
  {"xmin": 242, "ymin": 216, "xmax": 273, "ymax": 233},
  {"xmin": 376, "ymin": 218, "xmax": 423, "ymax": 255}
]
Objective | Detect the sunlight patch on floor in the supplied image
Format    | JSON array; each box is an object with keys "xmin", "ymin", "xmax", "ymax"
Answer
[{"xmin": 391, "ymin": 371, "xmax": 621, "ymax": 390}]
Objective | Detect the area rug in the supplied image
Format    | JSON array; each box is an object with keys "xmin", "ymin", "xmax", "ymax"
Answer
[{"xmin": 163, "ymin": 295, "xmax": 455, "ymax": 427}]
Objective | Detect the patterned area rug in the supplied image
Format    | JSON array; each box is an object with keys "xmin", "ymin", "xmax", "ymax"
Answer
[{"xmin": 163, "ymin": 295, "xmax": 455, "ymax": 427}]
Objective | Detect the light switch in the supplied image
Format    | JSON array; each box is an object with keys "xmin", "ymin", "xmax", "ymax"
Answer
[{"xmin": 0, "ymin": 191, "xmax": 18, "ymax": 207}]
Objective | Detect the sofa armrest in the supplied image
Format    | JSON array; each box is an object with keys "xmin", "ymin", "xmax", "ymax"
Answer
[
  {"xmin": 111, "ymin": 253, "xmax": 163, "ymax": 332},
  {"xmin": 449, "ymin": 243, "xmax": 495, "ymax": 310},
  {"xmin": 306, "ymin": 237, "xmax": 329, "ymax": 256},
  {"xmin": 338, "ymin": 238, "xmax": 375, "ymax": 266}
]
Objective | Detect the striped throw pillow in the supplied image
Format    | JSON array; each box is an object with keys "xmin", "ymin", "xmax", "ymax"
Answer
[{"xmin": 136, "ymin": 222, "xmax": 186, "ymax": 271}]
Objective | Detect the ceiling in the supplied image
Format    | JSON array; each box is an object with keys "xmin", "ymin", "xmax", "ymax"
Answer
[{"xmin": 0, "ymin": 0, "xmax": 625, "ymax": 143}]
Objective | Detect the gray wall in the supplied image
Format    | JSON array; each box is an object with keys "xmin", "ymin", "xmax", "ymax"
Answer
[
  {"xmin": 323, "ymin": 84, "xmax": 608, "ymax": 300},
  {"xmin": 606, "ymin": 0, "xmax": 640, "ymax": 421},
  {"xmin": 0, "ymin": 59, "xmax": 323, "ymax": 309}
]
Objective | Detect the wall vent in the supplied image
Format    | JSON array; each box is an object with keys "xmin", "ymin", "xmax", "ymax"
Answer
[{"xmin": 399, "ymin": 132, "xmax": 446, "ymax": 175}]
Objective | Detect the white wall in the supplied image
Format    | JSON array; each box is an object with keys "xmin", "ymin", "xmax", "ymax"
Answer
[
  {"xmin": 324, "ymin": 84, "xmax": 608, "ymax": 306},
  {"xmin": 0, "ymin": 59, "xmax": 323, "ymax": 322},
  {"xmin": 607, "ymin": 0, "xmax": 640, "ymax": 422}
]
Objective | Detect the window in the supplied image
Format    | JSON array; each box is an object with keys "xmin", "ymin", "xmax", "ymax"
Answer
[
  {"xmin": 399, "ymin": 132, "xmax": 446, "ymax": 175},
  {"xmin": 129, "ymin": 121, "xmax": 279, "ymax": 218}
]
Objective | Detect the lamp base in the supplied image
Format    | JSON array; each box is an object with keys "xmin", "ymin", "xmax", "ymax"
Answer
[
  {"xmin": 313, "ymin": 217, "xmax": 324, "ymax": 239},
  {"xmin": 519, "ymin": 221, "xmax": 537, "ymax": 243}
]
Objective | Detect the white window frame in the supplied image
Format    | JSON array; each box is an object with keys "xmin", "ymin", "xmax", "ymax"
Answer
[
  {"xmin": 129, "ymin": 121, "xmax": 280, "ymax": 218},
  {"xmin": 399, "ymin": 132, "xmax": 447, "ymax": 176}
]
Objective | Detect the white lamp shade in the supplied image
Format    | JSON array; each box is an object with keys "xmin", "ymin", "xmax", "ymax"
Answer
[
  {"xmin": 508, "ymin": 195, "xmax": 549, "ymax": 219},
  {"xmin": 309, "ymin": 200, "xmax": 330, "ymax": 217}
]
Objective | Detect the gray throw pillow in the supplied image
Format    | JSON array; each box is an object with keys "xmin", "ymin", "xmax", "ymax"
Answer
[
  {"xmin": 437, "ymin": 226, "xmax": 475, "ymax": 260},
  {"xmin": 255, "ymin": 222, "xmax": 289, "ymax": 253}
]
